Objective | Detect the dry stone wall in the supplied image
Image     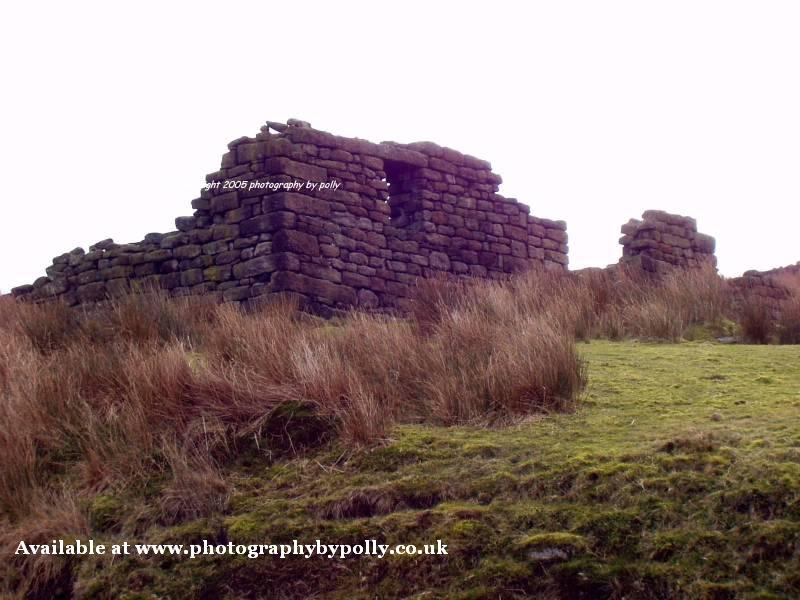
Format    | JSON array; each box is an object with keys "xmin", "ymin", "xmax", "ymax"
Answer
[
  {"xmin": 619, "ymin": 210, "xmax": 716, "ymax": 274},
  {"xmin": 616, "ymin": 210, "xmax": 798, "ymax": 322},
  {"xmin": 730, "ymin": 262, "xmax": 800, "ymax": 320},
  {"xmin": 11, "ymin": 119, "xmax": 568, "ymax": 313}
]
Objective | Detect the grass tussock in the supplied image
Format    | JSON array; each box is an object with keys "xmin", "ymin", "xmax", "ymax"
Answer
[
  {"xmin": 739, "ymin": 293, "xmax": 775, "ymax": 344},
  {"xmin": 575, "ymin": 264, "xmax": 731, "ymax": 341},
  {"xmin": 415, "ymin": 263, "xmax": 731, "ymax": 343}
]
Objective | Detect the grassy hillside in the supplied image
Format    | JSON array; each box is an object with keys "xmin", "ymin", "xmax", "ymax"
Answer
[
  {"xmin": 65, "ymin": 341, "xmax": 800, "ymax": 598},
  {"xmin": 3, "ymin": 267, "xmax": 800, "ymax": 599}
]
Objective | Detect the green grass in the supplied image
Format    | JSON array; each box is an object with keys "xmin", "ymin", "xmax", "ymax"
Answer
[{"xmin": 73, "ymin": 341, "xmax": 800, "ymax": 598}]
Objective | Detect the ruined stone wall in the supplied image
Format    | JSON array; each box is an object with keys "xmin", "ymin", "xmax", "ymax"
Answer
[
  {"xmin": 11, "ymin": 119, "xmax": 568, "ymax": 313},
  {"xmin": 729, "ymin": 262, "xmax": 800, "ymax": 320},
  {"xmin": 619, "ymin": 210, "xmax": 716, "ymax": 274},
  {"xmin": 615, "ymin": 210, "xmax": 798, "ymax": 322}
]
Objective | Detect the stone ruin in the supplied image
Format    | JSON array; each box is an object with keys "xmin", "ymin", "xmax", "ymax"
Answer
[
  {"xmin": 11, "ymin": 119, "xmax": 568, "ymax": 314},
  {"xmin": 616, "ymin": 210, "xmax": 798, "ymax": 322},
  {"xmin": 8, "ymin": 118, "xmax": 798, "ymax": 321},
  {"xmin": 619, "ymin": 210, "xmax": 716, "ymax": 274},
  {"xmin": 729, "ymin": 262, "xmax": 800, "ymax": 321}
]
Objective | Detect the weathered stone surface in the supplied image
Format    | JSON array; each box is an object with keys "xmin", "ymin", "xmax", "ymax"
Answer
[
  {"xmin": 76, "ymin": 282, "xmax": 107, "ymax": 302},
  {"xmin": 202, "ymin": 265, "xmax": 232, "ymax": 282},
  {"xmin": 240, "ymin": 212, "xmax": 297, "ymax": 235},
  {"xmin": 693, "ymin": 233, "xmax": 715, "ymax": 254},
  {"xmin": 429, "ymin": 251, "xmax": 451, "ymax": 271},
  {"xmin": 264, "ymin": 157, "xmax": 327, "ymax": 182},
  {"xmin": 160, "ymin": 232, "xmax": 189, "ymax": 249},
  {"xmin": 357, "ymin": 288, "xmax": 380, "ymax": 308},
  {"xmin": 41, "ymin": 278, "xmax": 69, "ymax": 296},
  {"xmin": 271, "ymin": 272, "xmax": 357, "ymax": 306},
  {"xmin": 175, "ymin": 216, "xmax": 197, "ymax": 231},
  {"xmin": 180, "ymin": 269, "xmax": 204, "ymax": 287},
  {"xmin": 232, "ymin": 256, "xmax": 278, "ymax": 279},
  {"xmin": 301, "ymin": 262, "xmax": 342, "ymax": 283},
  {"xmin": 268, "ymin": 193, "xmax": 331, "ymax": 218},
  {"xmin": 214, "ymin": 250, "xmax": 239, "ymax": 265},
  {"xmin": 101, "ymin": 266, "xmax": 133, "ymax": 280},
  {"xmin": 342, "ymin": 271, "xmax": 370, "ymax": 288},
  {"xmin": 618, "ymin": 211, "xmax": 715, "ymax": 276},
  {"xmin": 174, "ymin": 245, "xmax": 202, "ymax": 259},
  {"xmin": 222, "ymin": 286, "xmax": 251, "ymax": 301},
  {"xmin": 11, "ymin": 284, "xmax": 34, "ymax": 297},
  {"xmin": 210, "ymin": 192, "xmax": 239, "ymax": 213},
  {"xmin": 212, "ymin": 224, "xmax": 239, "ymax": 241},
  {"xmin": 90, "ymin": 238, "xmax": 115, "ymax": 251},
  {"xmin": 231, "ymin": 253, "xmax": 300, "ymax": 279},
  {"xmin": 143, "ymin": 249, "xmax": 172, "ymax": 262},
  {"xmin": 273, "ymin": 230, "xmax": 320, "ymax": 256}
]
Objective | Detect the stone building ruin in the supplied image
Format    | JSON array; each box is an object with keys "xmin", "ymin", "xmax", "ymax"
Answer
[
  {"xmin": 9, "ymin": 119, "xmax": 798, "ymax": 323},
  {"xmin": 618, "ymin": 210, "xmax": 716, "ymax": 274},
  {"xmin": 11, "ymin": 119, "xmax": 569, "ymax": 313},
  {"xmin": 729, "ymin": 262, "xmax": 800, "ymax": 321}
]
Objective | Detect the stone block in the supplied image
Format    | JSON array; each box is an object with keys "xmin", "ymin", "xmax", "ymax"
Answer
[
  {"xmin": 693, "ymin": 233, "xmax": 716, "ymax": 254},
  {"xmin": 429, "ymin": 251, "xmax": 451, "ymax": 271},
  {"xmin": 101, "ymin": 266, "xmax": 132, "ymax": 280},
  {"xmin": 210, "ymin": 191, "xmax": 239, "ymax": 213},
  {"xmin": 214, "ymin": 250, "xmax": 240, "ymax": 265},
  {"xmin": 175, "ymin": 216, "xmax": 197, "ymax": 231},
  {"xmin": 240, "ymin": 211, "xmax": 297, "ymax": 235},
  {"xmin": 342, "ymin": 271, "xmax": 370, "ymax": 288},
  {"xmin": 267, "ymin": 192, "xmax": 331, "ymax": 218},
  {"xmin": 160, "ymin": 232, "xmax": 189, "ymax": 249},
  {"xmin": 212, "ymin": 224, "xmax": 239, "ymax": 240},
  {"xmin": 222, "ymin": 286, "xmax": 252, "ymax": 302},
  {"xmin": 545, "ymin": 228, "xmax": 568, "ymax": 243},
  {"xmin": 301, "ymin": 262, "xmax": 342, "ymax": 283},
  {"xmin": 174, "ymin": 245, "xmax": 202, "ymax": 259},
  {"xmin": 181, "ymin": 270, "xmax": 204, "ymax": 287},
  {"xmin": 76, "ymin": 282, "xmax": 107, "ymax": 302},
  {"xmin": 273, "ymin": 229, "xmax": 320, "ymax": 256},
  {"xmin": 357, "ymin": 288, "xmax": 380, "ymax": 308},
  {"xmin": 263, "ymin": 157, "xmax": 327, "ymax": 182},
  {"xmin": 270, "ymin": 272, "xmax": 357, "ymax": 305},
  {"xmin": 203, "ymin": 265, "xmax": 232, "ymax": 282}
]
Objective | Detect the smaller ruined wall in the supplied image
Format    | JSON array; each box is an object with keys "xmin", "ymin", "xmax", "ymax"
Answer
[
  {"xmin": 729, "ymin": 262, "xmax": 800, "ymax": 321},
  {"xmin": 619, "ymin": 210, "xmax": 716, "ymax": 274},
  {"xmin": 615, "ymin": 210, "xmax": 798, "ymax": 323}
]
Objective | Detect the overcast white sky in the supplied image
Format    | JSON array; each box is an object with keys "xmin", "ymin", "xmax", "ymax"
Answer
[{"xmin": 1, "ymin": 1, "xmax": 798, "ymax": 291}]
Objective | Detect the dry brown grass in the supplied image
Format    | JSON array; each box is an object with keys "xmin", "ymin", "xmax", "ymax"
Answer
[
  {"xmin": 1, "ymin": 285, "xmax": 589, "ymax": 595},
  {"xmin": 1, "ymin": 492, "xmax": 89, "ymax": 599},
  {"xmin": 418, "ymin": 262, "xmax": 731, "ymax": 344},
  {"xmin": 774, "ymin": 278, "xmax": 800, "ymax": 345},
  {"xmin": 413, "ymin": 275, "xmax": 586, "ymax": 422},
  {"xmin": 0, "ymin": 264, "xmax": 752, "ymax": 596},
  {"xmin": 578, "ymin": 264, "xmax": 730, "ymax": 341},
  {"xmin": 738, "ymin": 294, "xmax": 775, "ymax": 344}
]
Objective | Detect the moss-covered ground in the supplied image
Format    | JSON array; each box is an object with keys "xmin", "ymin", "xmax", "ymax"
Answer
[{"xmin": 74, "ymin": 341, "xmax": 800, "ymax": 599}]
